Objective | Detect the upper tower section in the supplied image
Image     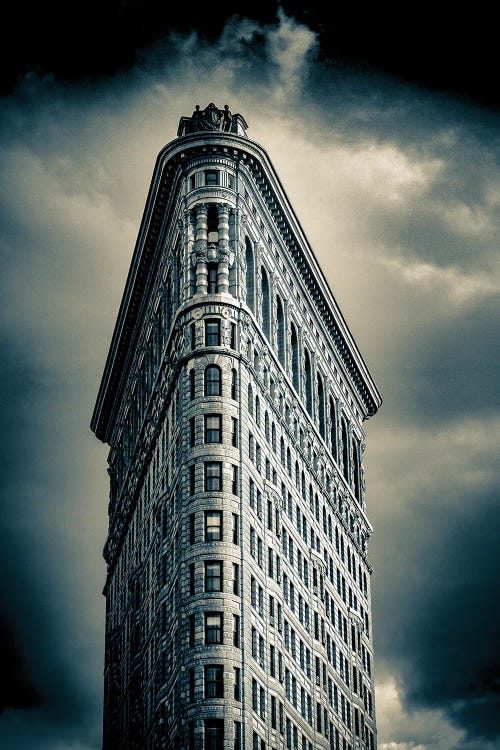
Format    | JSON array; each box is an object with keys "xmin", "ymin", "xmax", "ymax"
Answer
[{"xmin": 91, "ymin": 104, "xmax": 381, "ymax": 459}]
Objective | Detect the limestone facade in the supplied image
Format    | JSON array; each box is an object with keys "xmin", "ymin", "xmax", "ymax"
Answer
[{"xmin": 92, "ymin": 104, "xmax": 382, "ymax": 750}]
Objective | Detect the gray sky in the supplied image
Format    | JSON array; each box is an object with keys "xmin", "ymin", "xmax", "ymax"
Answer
[{"xmin": 0, "ymin": 13, "xmax": 499, "ymax": 750}]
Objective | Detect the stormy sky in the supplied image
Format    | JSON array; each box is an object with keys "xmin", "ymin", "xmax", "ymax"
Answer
[{"xmin": 1, "ymin": 5, "xmax": 499, "ymax": 750}]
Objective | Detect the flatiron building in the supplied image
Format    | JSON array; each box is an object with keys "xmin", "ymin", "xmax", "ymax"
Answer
[{"xmin": 91, "ymin": 103, "xmax": 382, "ymax": 750}]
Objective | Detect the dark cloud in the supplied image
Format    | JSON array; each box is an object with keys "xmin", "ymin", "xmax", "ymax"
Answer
[
  {"xmin": 371, "ymin": 465, "xmax": 500, "ymax": 741},
  {"xmin": 0, "ymin": 613, "xmax": 42, "ymax": 712}
]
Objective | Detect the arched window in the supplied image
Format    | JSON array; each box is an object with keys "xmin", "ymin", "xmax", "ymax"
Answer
[
  {"xmin": 291, "ymin": 323, "xmax": 299, "ymax": 393},
  {"xmin": 265, "ymin": 411, "xmax": 270, "ymax": 441},
  {"xmin": 189, "ymin": 368, "xmax": 196, "ymax": 400},
  {"xmin": 261, "ymin": 267, "xmax": 271, "ymax": 340},
  {"xmin": 317, "ymin": 373, "xmax": 326, "ymax": 439},
  {"xmin": 280, "ymin": 437, "xmax": 285, "ymax": 466},
  {"xmin": 248, "ymin": 383, "xmax": 253, "ymax": 416},
  {"xmin": 352, "ymin": 440, "xmax": 361, "ymax": 502},
  {"xmin": 341, "ymin": 418, "xmax": 349, "ymax": 482},
  {"xmin": 245, "ymin": 237, "xmax": 255, "ymax": 313},
  {"xmin": 255, "ymin": 396, "xmax": 261, "ymax": 426},
  {"xmin": 287, "ymin": 448, "xmax": 292, "ymax": 477},
  {"xmin": 205, "ymin": 365, "xmax": 221, "ymax": 396},
  {"xmin": 329, "ymin": 397, "xmax": 337, "ymax": 458},
  {"xmin": 271, "ymin": 423, "xmax": 276, "ymax": 453},
  {"xmin": 304, "ymin": 349, "xmax": 313, "ymax": 417},
  {"xmin": 277, "ymin": 296, "xmax": 285, "ymax": 366}
]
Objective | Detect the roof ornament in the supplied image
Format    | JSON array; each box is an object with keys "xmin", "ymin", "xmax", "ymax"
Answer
[{"xmin": 177, "ymin": 103, "xmax": 248, "ymax": 137}]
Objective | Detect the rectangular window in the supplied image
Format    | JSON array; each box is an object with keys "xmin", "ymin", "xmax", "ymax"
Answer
[
  {"xmin": 205, "ymin": 170, "xmax": 219, "ymax": 186},
  {"xmin": 205, "ymin": 561, "xmax": 223, "ymax": 592},
  {"xmin": 205, "ymin": 719, "xmax": 224, "ymax": 750},
  {"xmin": 189, "ymin": 667, "xmax": 195, "ymax": 702},
  {"xmin": 231, "ymin": 417, "xmax": 238, "ymax": 447},
  {"xmin": 205, "ymin": 414, "xmax": 222, "ymax": 443},
  {"xmin": 230, "ymin": 322, "xmax": 236, "ymax": 350},
  {"xmin": 232, "ymin": 513, "xmax": 239, "ymax": 544},
  {"xmin": 205, "ymin": 664, "xmax": 224, "ymax": 698},
  {"xmin": 232, "ymin": 465, "xmax": 238, "ymax": 495},
  {"xmin": 189, "ymin": 513, "xmax": 196, "ymax": 544},
  {"xmin": 205, "ymin": 612, "xmax": 223, "ymax": 644},
  {"xmin": 234, "ymin": 667, "xmax": 241, "ymax": 701},
  {"xmin": 190, "ymin": 417, "xmax": 196, "ymax": 447},
  {"xmin": 232, "ymin": 563, "xmax": 240, "ymax": 595},
  {"xmin": 205, "ymin": 510, "xmax": 222, "ymax": 541},
  {"xmin": 189, "ymin": 563, "xmax": 195, "ymax": 595},
  {"xmin": 189, "ymin": 464, "xmax": 196, "ymax": 496},
  {"xmin": 205, "ymin": 319, "xmax": 220, "ymax": 346},
  {"xmin": 191, "ymin": 322, "xmax": 196, "ymax": 350},
  {"xmin": 207, "ymin": 263, "xmax": 218, "ymax": 294},
  {"xmin": 234, "ymin": 721, "xmax": 241, "ymax": 750},
  {"xmin": 189, "ymin": 174, "xmax": 195, "ymax": 190},
  {"xmin": 233, "ymin": 614, "xmax": 240, "ymax": 647},
  {"xmin": 205, "ymin": 462, "xmax": 222, "ymax": 492},
  {"xmin": 189, "ymin": 614, "xmax": 195, "ymax": 647}
]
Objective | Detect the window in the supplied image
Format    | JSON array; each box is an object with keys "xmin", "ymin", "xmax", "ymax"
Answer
[
  {"xmin": 233, "ymin": 614, "xmax": 240, "ymax": 646},
  {"xmin": 205, "ymin": 365, "xmax": 221, "ymax": 396},
  {"xmin": 204, "ymin": 719, "xmax": 224, "ymax": 750},
  {"xmin": 189, "ymin": 563, "xmax": 195, "ymax": 595},
  {"xmin": 304, "ymin": 349, "xmax": 313, "ymax": 416},
  {"xmin": 261, "ymin": 267, "xmax": 270, "ymax": 340},
  {"xmin": 234, "ymin": 668, "xmax": 241, "ymax": 701},
  {"xmin": 205, "ymin": 462, "xmax": 222, "ymax": 492},
  {"xmin": 205, "ymin": 561, "xmax": 223, "ymax": 592},
  {"xmin": 234, "ymin": 721, "xmax": 241, "ymax": 750},
  {"xmin": 205, "ymin": 319, "xmax": 220, "ymax": 346},
  {"xmin": 189, "ymin": 614, "xmax": 195, "ymax": 647},
  {"xmin": 189, "ymin": 174, "xmax": 195, "ymax": 190},
  {"xmin": 232, "ymin": 465, "xmax": 238, "ymax": 495},
  {"xmin": 205, "ymin": 664, "xmax": 223, "ymax": 697},
  {"xmin": 341, "ymin": 418, "xmax": 349, "ymax": 482},
  {"xmin": 231, "ymin": 417, "xmax": 238, "ymax": 447},
  {"xmin": 245, "ymin": 237, "xmax": 255, "ymax": 313},
  {"xmin": 190, "ymin": 417, "xmax": 196, "ymax": 447},
  {"xmin": 230, "ymin": 323, "xmax": 236, "ymax": 350},
  {"xmin": 232, "ymin": 563, "xmax": 240, "ymax": 595},
  {"xmin": 189, "ymin": 464, "xmax": 196, "ymax": 495},
  {"xmin": 231, "ymin": 368, "xmax": 237, "ymax": 399},
  {"xmin": 205, "ymin": 414, "xmax": 222, "ymax": 443},
  {"xmin": 277, "ymin": 296, "xmax": 285, "ymax": 365},
  {"xmin": 190, "ymin": 368, "xmax": 196, "ymax": 399},
  {"xmin": 207, "ymin": 263, "xmax": 218, "ymax": 294},
  {"xmin": 205, "ymin": 510, "xmax": 222, "ymax": 541},
  {"xmin": 189, "ymin": 667, "xmax": 195, "ymax": 701},
  {"xmin": 205, "ymin": 170, "xmax": 219, "ymax": 186},
  {"xmin": 191, "ymin": 322, "xmax": 196, "ymax": 350},
  {"xmin": 232, "ymin": 513, "xmax": 239, "ymax": 544},
  {"xmin": 189, "ymin": 513, "xmax": 196, "ymax": 544},
  {"xmin": 205, "ymin": 612, "xmax": 223, "ymax": 644},
  {"xmin": 291, "ymin": 323, "xmax": 299, "ymax": 392}
]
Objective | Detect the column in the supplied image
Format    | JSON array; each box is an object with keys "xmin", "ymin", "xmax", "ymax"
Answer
[
  {"xmin": 195, "ymin": 204, "xmax": 208, "ymax": 294},
  {"xmin": 217, "ymin": 203, "xmax": 230, "ymax": 294}
]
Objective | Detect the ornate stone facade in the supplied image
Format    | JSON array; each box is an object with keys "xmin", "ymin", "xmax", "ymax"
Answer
[{"xmin": 91, "ymin": 104, "xmax": 382, "ymax": 750}]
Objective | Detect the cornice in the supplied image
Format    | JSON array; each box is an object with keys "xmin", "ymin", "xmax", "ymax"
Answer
[{"xmin": 91, "ymin": 130, "xmax": 382, "ymax": 444}]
